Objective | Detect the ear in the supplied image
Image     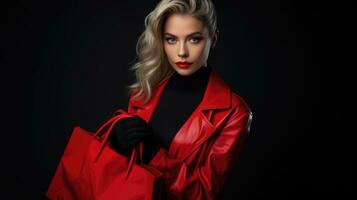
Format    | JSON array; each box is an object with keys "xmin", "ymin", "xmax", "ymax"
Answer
[{"xmin": 211, "ymin": 30, "xmax": 219, "ymax": 49}]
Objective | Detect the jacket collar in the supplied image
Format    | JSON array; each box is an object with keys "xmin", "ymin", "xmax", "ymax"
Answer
[{"xmin": 129, "ymin": 67, "xmax": 232, "ymax": 113}]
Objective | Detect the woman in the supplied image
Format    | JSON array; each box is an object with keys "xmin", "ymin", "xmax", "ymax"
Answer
[{"xmin": 109, "ymin": 0, "xmax": 253, "ymax": 199}]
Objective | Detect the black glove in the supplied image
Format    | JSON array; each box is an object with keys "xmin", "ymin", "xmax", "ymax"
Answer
[
  {"xmin": 109, "ymin": 115, "xmax": 153, "ymax": 155},
  {"xmin": 142, "ymin": 139, "xmax": 161, "ymax": 165}
]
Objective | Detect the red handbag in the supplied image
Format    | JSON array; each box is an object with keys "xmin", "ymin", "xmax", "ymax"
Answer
[{"xmin": 46, "ymin": 109, "xmax": 164, "ymax": 200}]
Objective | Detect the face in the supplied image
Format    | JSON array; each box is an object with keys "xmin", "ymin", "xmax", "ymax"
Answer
[{"xmin": 163, "ymin": 14, "xmax": 213, "ymax": 76}]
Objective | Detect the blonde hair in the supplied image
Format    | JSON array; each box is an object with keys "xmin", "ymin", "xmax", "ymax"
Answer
[{"xmin": 126, "ymin": 0, "xmax": 218, "ymax": 104}]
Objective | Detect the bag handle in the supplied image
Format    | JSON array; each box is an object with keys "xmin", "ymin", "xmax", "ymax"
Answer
[
  {"xmin": 112, "ymin": 108, "xmax": 129, "ymax": 116},
  {"xmin": 92, "ymin": 109, "xmax": 145, "ymax": 178},
  {"xmin": 93, "ymin": 109, "xmax": 133, "ymax": 162},
  {"xmin": 105, "ymin": 109, "xmax": 145, "ymax": 166},
  {"xmin": 124, "ymin": 142, "xmax": 145, "ymax": 179},
  {"xmin": 93, "ymin": 109, "xmax": 128, "ymax": 139}
]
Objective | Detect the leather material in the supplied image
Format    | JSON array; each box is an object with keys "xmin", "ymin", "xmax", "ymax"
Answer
[
  {"xmin": 127, "ymin": 68, "xmax": 253, "ymax": 200},
  {"xmin": 46, "ymin": 111, "xmax": 164, "ymax": 200}
]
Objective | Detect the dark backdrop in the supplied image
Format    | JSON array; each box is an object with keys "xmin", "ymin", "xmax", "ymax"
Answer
[{"xmin": 1, "ymin": 0, "xmax": 347, "ymax": 199}]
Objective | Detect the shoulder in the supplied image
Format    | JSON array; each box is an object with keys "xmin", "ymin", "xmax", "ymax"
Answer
[
  {"xmin": 210, "ymin": 69, "xmax": 252, "ymax": 118},
  {"xmin": 228, "ymin": 91, "xmax": 253, "ymax": 132},
  {"xmin": 214, "ymin": 71, "xmax": 251, "ymax": 114},
  {"xmin": 231, "ymin": 91, "xmax": 252, "ymax": 116}
]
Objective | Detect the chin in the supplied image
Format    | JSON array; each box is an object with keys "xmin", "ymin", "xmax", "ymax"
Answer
[
  {"xmin": 173, "ymin": 68, "xmax": 195, "ymax": 76},
  {"xmin": 172, "ymin": 65, "xmax": 202, "ymax": 76}
]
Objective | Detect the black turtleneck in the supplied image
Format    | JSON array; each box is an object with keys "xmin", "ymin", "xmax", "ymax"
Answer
[{"xmin": 143, "ymin": 65, "xmax": 212, "ymax": 164}]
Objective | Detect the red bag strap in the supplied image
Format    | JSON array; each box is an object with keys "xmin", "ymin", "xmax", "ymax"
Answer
[
  {"xmin": 93, "ymin": 109, "xmax": 133, "ymax": 162},
  {"xmin": 124, "ymin": 142, "xmax": 144, "ymax": 179},
  {"xmin": 92, "ymin": 108, "xmax": 146, "ymax": 179},
  {"xmin": 93, "ymin": 109, "xmax": 128, "ymax": 139},
  {"xmin": 112, "ymin": 108, "xmax": 129, "ymax": 116}
]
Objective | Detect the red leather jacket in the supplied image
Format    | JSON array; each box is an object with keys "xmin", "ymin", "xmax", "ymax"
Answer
[{"xmin": 127, "ymin": 68, "xmax": 253, "ymax": 200}]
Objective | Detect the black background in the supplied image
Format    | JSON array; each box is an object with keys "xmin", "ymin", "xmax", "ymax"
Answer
[{"xmin": 1, "ymin": 0, "xmax": 348, "ymax": 199}]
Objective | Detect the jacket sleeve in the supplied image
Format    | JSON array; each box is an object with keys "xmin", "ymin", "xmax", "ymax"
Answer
[{"xmin": 149, "ymin": 103, "xmax": 253, "ymax": 200}]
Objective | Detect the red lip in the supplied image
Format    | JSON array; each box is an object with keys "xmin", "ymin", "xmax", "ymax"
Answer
[{"xmin": 175, "ymin": 61, "xmax": 192, "ymax": 69}]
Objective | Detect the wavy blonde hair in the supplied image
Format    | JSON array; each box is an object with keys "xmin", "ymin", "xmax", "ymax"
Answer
[{"xmin": 126, "ymin": 0, "xmax": 217, "ymax": 104}]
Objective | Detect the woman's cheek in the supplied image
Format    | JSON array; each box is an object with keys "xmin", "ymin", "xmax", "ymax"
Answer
[
  {"xmin": 192, "ymin": 45, "xmax": 207, "ymax": 62},
  {"xmin": 164, "ymin": 46, "xmax": 174, "ymax": 62}
]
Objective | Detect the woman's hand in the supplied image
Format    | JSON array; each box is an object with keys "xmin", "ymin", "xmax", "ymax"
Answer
[{"xmin": 109, "ymin": 115, "xmax": 154, "ymax": 154}]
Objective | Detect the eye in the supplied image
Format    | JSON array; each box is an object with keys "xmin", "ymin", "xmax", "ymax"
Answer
[
  {"xmin": 189, "ymin": 36, "xmax": 203, "ymax": 44},
  {"xmin": 165, "ymin": 37, "xmax": 176, "ymax": 44}
]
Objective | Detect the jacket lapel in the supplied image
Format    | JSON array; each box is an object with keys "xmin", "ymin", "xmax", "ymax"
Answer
[
  {"xmin": 127, "ymin": 68, "xmax": 232, "ymax": 160},
  {"xmin": 169, "ymin": 69, "xmax": 232, "ymax": 160}
]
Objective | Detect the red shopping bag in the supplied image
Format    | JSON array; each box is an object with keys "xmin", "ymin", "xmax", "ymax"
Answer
[{"xmin": 46, "ymin": 109, "xmax": 164, "ymax": 200}]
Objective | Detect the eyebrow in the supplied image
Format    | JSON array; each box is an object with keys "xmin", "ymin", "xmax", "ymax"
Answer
[{"xmin": 163, "ymin": 32, "xmax": 203, "ymax": 37}]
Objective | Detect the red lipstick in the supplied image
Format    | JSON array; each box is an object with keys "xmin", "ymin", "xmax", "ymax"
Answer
[{"xmin": 175, "ymin": 61, "xmax": 192, "ymax": 69}]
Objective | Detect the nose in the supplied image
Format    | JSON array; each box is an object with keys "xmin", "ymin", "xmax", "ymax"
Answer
[{"xmin": 178, "ymin": 42, "xmax": 188, "ymax": 58}]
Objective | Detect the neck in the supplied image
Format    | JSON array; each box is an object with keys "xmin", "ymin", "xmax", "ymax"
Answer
[{"xmin": 167, "ymin": 64, "xmax": 212, "ymax": 92}]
